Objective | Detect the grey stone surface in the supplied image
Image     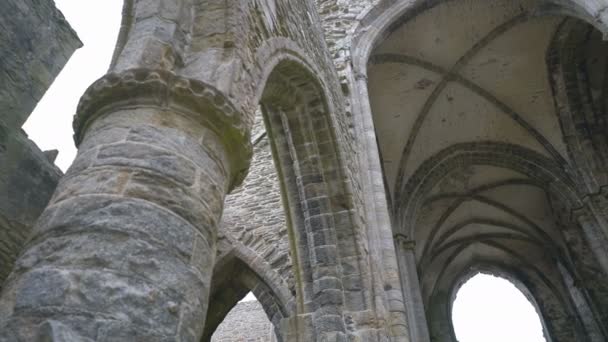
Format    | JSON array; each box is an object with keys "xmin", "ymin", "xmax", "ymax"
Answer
[
  {"xmin": 0, "ymin": 0, "xmax": 79, "ymax": 289},
  {"xmin": 2, "ymin": 0, "xmax": 608, "ymax": 341},
  {"xmin": 355, "ymin": 1, "xmax": 608, "ymax": 341},
  {"xmin": 221, "ymin": 111, "xmax": 294, "ymax": 295}
]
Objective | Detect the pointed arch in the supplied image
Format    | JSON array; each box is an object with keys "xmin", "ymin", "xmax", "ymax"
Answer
[
  {"xmin": 203, "ymin": 247, "xmax": 290, "ymax": 341},
  {"xmin": 425, "ymin": 257, "xmax": 591, "ymax": 341},
  {"xmin": 349, "ymin": 1, "xmax": 608, "ymax": 341},
  {"xmin": 397, "ymin": 142, "xmax": 581, "ymax": 237},
  {"xmin": 401, "ymin": 142, "xmax": 608, "ymax": 341},
  {"xmin": 449, "ymin": 271, "xmax": 549, "ymax": 341},
  {"xmin": 249, "ymin": 47, "xmax": 373, "ymax": 339},
  {"xmin": 547, "ymin": 17, "xmax": 608, "ymax": 194}
]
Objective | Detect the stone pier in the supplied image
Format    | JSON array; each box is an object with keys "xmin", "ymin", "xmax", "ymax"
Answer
[{"xmin": 0, "ymin": 69, "xmax": 251, "ymax": 341}]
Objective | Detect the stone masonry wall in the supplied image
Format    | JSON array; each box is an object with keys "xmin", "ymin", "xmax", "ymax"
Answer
[
  {"xmin": 315, "ymin": 0, "xmax": 381, "ymax": 81},
  {"xmin": 211, "ymin": 301, "xmax": 277, "ymax": 342},
  {"xmin": 0, "ymin": 0, "xmax": 80, "ymax": 287},
  {"xmin": 221, "ymin": 111, "xmax": 293, "ymax": 293},
  {"xmin": 0, "ymin": 129, "xmax": 62, "ymax": 287}
]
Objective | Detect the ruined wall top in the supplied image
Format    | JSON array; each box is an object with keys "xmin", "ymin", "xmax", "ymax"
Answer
[{"xmin": 0, "ymin": 0, "xmax": 81, "ymax": 129}]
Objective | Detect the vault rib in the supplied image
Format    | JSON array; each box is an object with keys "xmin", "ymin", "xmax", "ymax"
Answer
[
  {"xmin": 389, "ymin": 14, "xmax": 529, "ymax": 202},
  {"xmin": 419, "ymin": 185, "xmax": 556, "ymax": 263},
  {"xmin": 431, "ymin": 221, "xmax": 543, "ymax": 260},
  {"xmin": 370, "ymin": 52, "xmax": 566, "ymax": 192},
  {"xmin": 427, "ymin": 239, "xmax": 566, "ymax": 307},
  {"xmin": 430, "ymin": 233, "xmax": 544, "ymax": 266}
]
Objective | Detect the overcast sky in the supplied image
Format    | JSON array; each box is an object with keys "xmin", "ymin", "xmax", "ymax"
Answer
[
  {"xmin": 23, "ymin": 2, "xmax": 546, "ymax": 341},
  {"xmin": 453, "ymin": 274, "xmax": 546, "ymax": 342},
  {"xmin": 23, "ymin": 0, "xmax": 122, "ymax": 170}
]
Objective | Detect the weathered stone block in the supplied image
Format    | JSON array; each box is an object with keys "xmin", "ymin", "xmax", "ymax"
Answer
[
  {"xmin": 14, "ymin": 269, "xmax": 70, "ymax": 309},
  {"xmin": 96, "ymin": 142, "xmax": 197, "ymax": 185},
  {"xmin": 0, "ymin": 128, "xmax": 63, "ymax": 286},
  {"xmin": 29, "ymin": 196, "xmax": 196, "ymax": 260}
]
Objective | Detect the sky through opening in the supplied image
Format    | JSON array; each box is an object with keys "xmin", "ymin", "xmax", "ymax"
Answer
[{"xmin": 452, "ymin": 273, "xmax": 546, "ymax": 342}]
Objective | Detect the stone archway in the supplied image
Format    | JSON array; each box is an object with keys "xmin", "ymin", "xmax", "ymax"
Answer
[
  {"xmin": 203, "ymin": 251, "xmax": 289, "ymax": 341},
  {"xmin": 350, "ymin": 0, "xmax": 608, "ymax": 340},
  {"xmin": 547, "ymin": 19, "xmax": 608, "ymax": 289},
  {"xmin": 256, "ymin": 57, "xmax": 373, "ymax": 340},
  {"xmin": 399, "ymin": 142, "xmax": 602, "ymax": 341}
]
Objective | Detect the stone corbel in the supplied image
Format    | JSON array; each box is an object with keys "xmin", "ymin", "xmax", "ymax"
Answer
[{"xmin": 394, "ymin": 233, "xmax": 416, "ymax": 250}]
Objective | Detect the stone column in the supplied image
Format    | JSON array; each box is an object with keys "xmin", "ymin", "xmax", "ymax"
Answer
[
  {"xmin": 0, "ymin": 69, "xmax": 251, "ymax": 341},
  {"xmin": 352, "ymin": 72, "xmax": 410, "ymax": 340},
  {"xmin": 395, "ymin": 236, "xmax": 431, "ymax": 342}
]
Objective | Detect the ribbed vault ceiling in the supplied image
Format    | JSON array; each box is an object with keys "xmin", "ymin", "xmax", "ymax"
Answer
[
  {"xmin": 367, "ymin": 0, "xmax": 576, "ymax": 273},
  {"xmin": 414, "ymin": 165, "xmax": 568, "ymax": 301},
  {"xmin": 368, "ymin": 0, "xmax": 569, "ymax": 196},
  {"xmin": 366, "ymin": 0, "xmax": 607, "ymax": 339}
]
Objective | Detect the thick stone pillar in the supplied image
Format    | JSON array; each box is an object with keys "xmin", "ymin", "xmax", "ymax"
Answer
[{"xmin": 0, "ymin": 69, "xmax": 251, "ymax": 341}]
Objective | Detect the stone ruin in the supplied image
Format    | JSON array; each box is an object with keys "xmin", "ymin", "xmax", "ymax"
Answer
[{"xmin": 1, "ymin": 0, "xmax": 608, "ymax": 341}]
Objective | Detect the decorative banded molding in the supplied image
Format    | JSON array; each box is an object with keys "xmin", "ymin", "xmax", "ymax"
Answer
[{"xmin": 74, "ymin": 68, "xmax": 253, "ymax": 189}]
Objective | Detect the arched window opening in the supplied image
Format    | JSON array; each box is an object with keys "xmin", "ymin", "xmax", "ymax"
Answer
[
  {"xmin": 451, "ymin": 273, "xmax": 547, "ymax": 342},
  {"xmin": 203, "ymin": 251, "xmax": 288, "ymax": 341},
  {"xmin": 211, "ymin": 291, "xmax": 278, "ymax": 342}
]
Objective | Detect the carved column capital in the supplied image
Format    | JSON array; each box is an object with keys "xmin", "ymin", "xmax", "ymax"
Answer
[{"xmin": 74, "ymin": 68, "xmax": 252, "ymax": 190}]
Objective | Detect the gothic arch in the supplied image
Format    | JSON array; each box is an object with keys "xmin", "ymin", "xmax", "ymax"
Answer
[
  {"xmin": 397, "ymin": 142, "xmax": 581, "ymax": 237},
  {"xmin": 422, "ymin": 241, "xmax": 592, "ymax": 341},
  {"xmin": 348, "ymin": 0, "xmax": 608, "ymax": 222},
  {"xmin": 252, "ymin": 38, "xmax": 329, "ymax": 106},
  {"xmin": 439, "ymin": 266, "xmax": 565, "ymax": 342},
  {"xmin": 348, "ymin": 1, "xmax": 608, "ymax": 340},
  {"xmin": 251, "ymin": 55, "xmax": 373, "ymax": 340},
  {"xmin": 417, "ymin": 221, "xmax": 599, "ymax": 341},
  {"xmin": 350, "ymin": 0, "xmax": 608, "ymax": 212},
  {"xmin": 203, "ymin": 246, "xmax": 290, "ymax": 341},
  {"xmin": 545, "ymin": 17, "xmax": 608, "ymax": 289},
  {"xmin": 0, "ymin": 0, "xmax": 417, "ymax": 340},
  {"xmin": 401, "ymin": 142, "xmax": 607, "ymax": 341},
  {"xmin": 351, "ymin": 0, "xmax": 608, "ymax": 74},
  {"xmin": 547, "ymin": 17, "xmax": 608, "ymax": 194}
]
